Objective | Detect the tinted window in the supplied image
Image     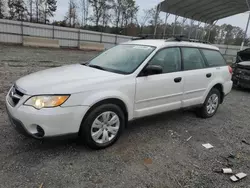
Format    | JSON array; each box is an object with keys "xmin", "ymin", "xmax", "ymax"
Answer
[
  {"xmin": 182, "ymin": 48, "xmax": 206, "ymax": 70},
  {"xmin": 201, "ymin": 49, "xmax": 226, "ymax": 67},
  {"xmin": 149, "ymin": 48, "xmax": 181, "ymax": 73}
]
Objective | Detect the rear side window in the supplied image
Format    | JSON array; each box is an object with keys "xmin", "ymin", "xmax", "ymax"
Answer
[
  {"xmin": 182, "ymin": 48, "xmax": 206, "ymax": 71},
  {"xmin": 201, "ymin": 49, "xmax": 226, "ymax": 67}
]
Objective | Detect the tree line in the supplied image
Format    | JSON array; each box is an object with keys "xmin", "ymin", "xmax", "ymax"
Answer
[
  {"xmin": 0, "ymin": 0, "xmax": 57, "ymax": 23},
  {"xmin": 0, "ymin": 0, "xmax": 248, "ymax": 46}
]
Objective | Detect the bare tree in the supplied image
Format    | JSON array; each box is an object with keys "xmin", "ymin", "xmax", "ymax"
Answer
[
  {"xmin": 89, "ymin": 0, "xmax": 105, "ymax": 29},
  {"xmin": 100, "ymin": 0, "xmax": 112, "ymax": 28},
  {"xmin": 26, "ymin": 0, "xmax": 37, "ymax": 22},
  {"xmin": 31, "ymin": 0, "xmax": 56, "ymax": 23},
  {"xmin": 122, "ymin": 0, "xmax": 138, "ymax": 27},
  {"xmin": 112, "ymin": 0, "xmax": 122, "ymax": 32},
  {"xmin": 34, "ymin": 0, "xmax": 39, "ymax": 22},
  {"xmin": 117, "ymin": 0, "xmax": 138, "ymax": 34},
  {"xmin": 34, "ymin": 0, "xmax": 45, "ymax": 23},
  {"xmin": 44, "ymin": 0, "xmax": 57, "ymax": 23},
  {"xmin": 79, "ymin": 0, "xmax": 89, "ymax": 27},
  {"xmin": 65, "ymin": 0, "xmax": 78, "ymax": 27},
  {"xmin": 149, "ymin": 6, "xmax": 161, "ymax": 26},
  {"xmin": 147, "ymin": 6, "xmax": 163, "ymax": 35},
  {"xmin": 27, "ymin": 0, "xmax": 33, "ymax": 21},
  {"xmin": 112, "ymin": 0, "xmax": 138, "ymax": 33},
  {"xmin": 136, "ymin": 9, "xmax": 152, "ymax": 34}
]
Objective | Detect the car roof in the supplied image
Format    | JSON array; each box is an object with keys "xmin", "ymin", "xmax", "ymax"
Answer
[{"xmin": 123, "ymin": 39, "xmax": 219, "ymax": 51}]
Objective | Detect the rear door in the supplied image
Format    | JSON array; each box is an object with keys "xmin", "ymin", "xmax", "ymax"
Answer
[
  {"xmin": 181, "ymin": 47, "xmax": 215, "ymax": 107},
  {"xmin": 200, "ymin": 49, "xmax": 229, "ymax": 81},
  {"xmin": 200, "ymin": 49, "xmax": 231, "ymax": 94}
]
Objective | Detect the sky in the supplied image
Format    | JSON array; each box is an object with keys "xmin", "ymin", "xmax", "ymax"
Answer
[{"xmin": 54, "ymin": 0, "xmax": 250, "ymax": 31}]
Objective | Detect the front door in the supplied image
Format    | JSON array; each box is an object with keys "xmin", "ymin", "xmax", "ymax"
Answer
[{"xmin": 134, "ymin": 47, "xmax": 183, "ymax": 118}]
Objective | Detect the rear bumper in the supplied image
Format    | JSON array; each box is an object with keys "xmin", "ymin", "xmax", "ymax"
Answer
[{"xmin": 223, "ymin": 80, "xmax": 233, "ymax": 95}]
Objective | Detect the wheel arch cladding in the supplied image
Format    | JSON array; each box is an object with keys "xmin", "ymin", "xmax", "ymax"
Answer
[
  {"xmin": 213, "ymin": 83, "xmax": 224, "ymax": 103},
  {"xmin": 79, "ymin": 98, "xmax": 128, "ymax": 133}
]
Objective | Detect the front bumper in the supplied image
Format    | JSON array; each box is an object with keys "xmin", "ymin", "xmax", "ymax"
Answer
[
  {"xmin": 5, "ymin": 93, "xmax": 90, "ymax": 139},
  {"xmin": 233, "ymin": 75, "xmax": 250, "ymax": 89}
]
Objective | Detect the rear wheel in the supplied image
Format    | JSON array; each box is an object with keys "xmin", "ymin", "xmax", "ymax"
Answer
[
  {"xmin": 196, "ymin": 88, "xmax": 221, "ymax": 118},
  {"xmin": 80, "ymin": 104, "xmax": 125, "ymax": 149}
]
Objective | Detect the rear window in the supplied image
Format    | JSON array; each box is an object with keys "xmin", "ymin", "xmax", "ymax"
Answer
[{"xmin": 201, "ymin": 49, "xmax": 226, "ymax": 67}]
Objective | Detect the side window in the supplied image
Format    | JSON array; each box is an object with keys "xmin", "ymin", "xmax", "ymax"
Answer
[
  {"xmin": 149, "ymin": 48, "xmax": 181, "ymax": 73},
  {"xmin": 201, "ymin": 49, "xmax": 226, "ymax": 67},
  {"xmin": 182, "ymin": 48, "xmax": 206, "ymax": 71}
]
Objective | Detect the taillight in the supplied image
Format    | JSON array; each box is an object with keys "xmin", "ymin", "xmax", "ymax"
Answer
[{"xmin": 228, "ymin": 66, "xmax": 233, "ymax": 74}]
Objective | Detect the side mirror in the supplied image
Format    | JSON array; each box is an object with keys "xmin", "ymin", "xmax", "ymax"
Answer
[{"xmin": 143, "ymin": 65, "xmax": 163, "ymax": 76}]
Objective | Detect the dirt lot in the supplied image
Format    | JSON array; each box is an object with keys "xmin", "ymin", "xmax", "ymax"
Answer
[{"xmin": 0, "ymin": 44, "xmax": 250, "ymax": 188}]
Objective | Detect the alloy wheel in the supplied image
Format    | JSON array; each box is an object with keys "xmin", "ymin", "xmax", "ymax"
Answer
[{"xmin": 91, "ymin": 111, "xmax": 120, "ymax": 144}]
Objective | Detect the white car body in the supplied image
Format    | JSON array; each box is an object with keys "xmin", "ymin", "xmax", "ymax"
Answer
[{"xmin": 6, "ymin": 39, "xmax": 233, "ymax": 140}]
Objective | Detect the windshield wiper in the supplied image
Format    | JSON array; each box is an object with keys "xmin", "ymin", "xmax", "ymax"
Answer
[
  {"xmin": 88, "ymin": 64, "xmax": 106, "ymax": 71},
  {"xmin": 81, "ymin": 61, "xmax": 89, "ymax": 65},
  {"xmin": 87, "ymin": 64, "xmax": 127, "ymax": 75}
]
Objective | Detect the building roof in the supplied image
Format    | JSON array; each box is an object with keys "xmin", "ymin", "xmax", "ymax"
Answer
[
  {"xmin": 158, "ymin": 0, "xmax": 249, "ymax": 24},
  {"xmin": 124, "ymin": 39, "xmax": 219, "ymax": 51}
]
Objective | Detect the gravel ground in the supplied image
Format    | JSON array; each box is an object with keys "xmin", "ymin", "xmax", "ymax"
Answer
[{"xmin": 0, "ymin": 44, "xmax": 250, "ymax": 188}]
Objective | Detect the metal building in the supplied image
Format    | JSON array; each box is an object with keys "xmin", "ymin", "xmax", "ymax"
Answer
[{"xmin": 155, "ymin": 0, "xmax": 250, "ymax": 49}]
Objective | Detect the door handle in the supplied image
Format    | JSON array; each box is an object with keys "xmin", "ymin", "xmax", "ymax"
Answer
[
  {"xmin": 174, "ymin": 77, "xmax": 182, "ymax": 83},
  {"xmin": 206, "ymin": 73, "xmax": 212, "ymax": 78}
]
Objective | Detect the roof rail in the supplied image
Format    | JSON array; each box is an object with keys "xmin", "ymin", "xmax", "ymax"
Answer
[
  {"xmin": 131, "ymin": 35, "xmax": 150, "ymax": 40},
  {"xmin": 131, "ymin": 34, "xmax": 210, "ymax": 44},
  {"xmin": 166, "ymin": 35, "xmax": 210, "ymax": 44}
]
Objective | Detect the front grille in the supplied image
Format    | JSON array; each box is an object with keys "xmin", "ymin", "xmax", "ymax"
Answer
[
  {"xmin": 236, "ymin": 68, "xmax": 250, "ymax": 76},
  {"xmin": 8, "ymin": 86, "xmax": 24, "ymax": 106}
]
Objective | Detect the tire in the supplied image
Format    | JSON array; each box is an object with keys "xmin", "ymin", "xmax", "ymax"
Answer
[
  {"xmin": 80, "ymin": 104, "xmax": 125, "ymax": 149},
  {"xmin": 196, "ymin": 88, "xmax": 221, "ymax": 118}
]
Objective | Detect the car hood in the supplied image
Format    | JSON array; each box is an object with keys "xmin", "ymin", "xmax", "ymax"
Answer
[
  {"xmin": 237, "ymin": 61, "xmax": 250, "ymax": 70},
  {"xmin": 16, "ymin": 64, "xmax": 124, "ymax": 95}
]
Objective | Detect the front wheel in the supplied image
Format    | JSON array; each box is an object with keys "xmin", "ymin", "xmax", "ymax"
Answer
[
  {"xmin": 80, "ymin": 104, "xmax": 125, "ymax": 149},
  {"xmin": 196, "ymin": 88, "xmax": 221, "ymax": 118}
]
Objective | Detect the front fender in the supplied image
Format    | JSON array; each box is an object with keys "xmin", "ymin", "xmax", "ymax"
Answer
[{"xmin": 63, "ymin": 90, "xmax": 135, "ymax": 120}]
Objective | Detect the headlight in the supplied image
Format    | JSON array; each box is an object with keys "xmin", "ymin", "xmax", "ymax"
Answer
[{"xmin": 24, "ymin": 95, "xmax": 70, "ymax": 109}]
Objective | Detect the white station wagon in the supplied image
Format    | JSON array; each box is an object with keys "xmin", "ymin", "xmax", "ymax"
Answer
[{"xmin": 6, "ymin": 37, "xmax": 233, "ymax": 149}]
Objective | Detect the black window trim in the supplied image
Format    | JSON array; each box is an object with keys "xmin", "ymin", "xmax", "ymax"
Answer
[
  {"xmin": 198, "ymin": 48, "xmax": 210, "ymax": 68},
  {"xmin": 137, "ymin": 46, "xmax": 226, "ymax": 77},
  {"xmin": 137, "ymin": 46, "xmax": 182, "ymax": 77}
]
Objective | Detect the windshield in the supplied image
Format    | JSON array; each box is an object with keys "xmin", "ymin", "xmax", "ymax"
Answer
[{"xmin": 87, "ymin": 44, "xmax": 155, "ymax": 74}]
